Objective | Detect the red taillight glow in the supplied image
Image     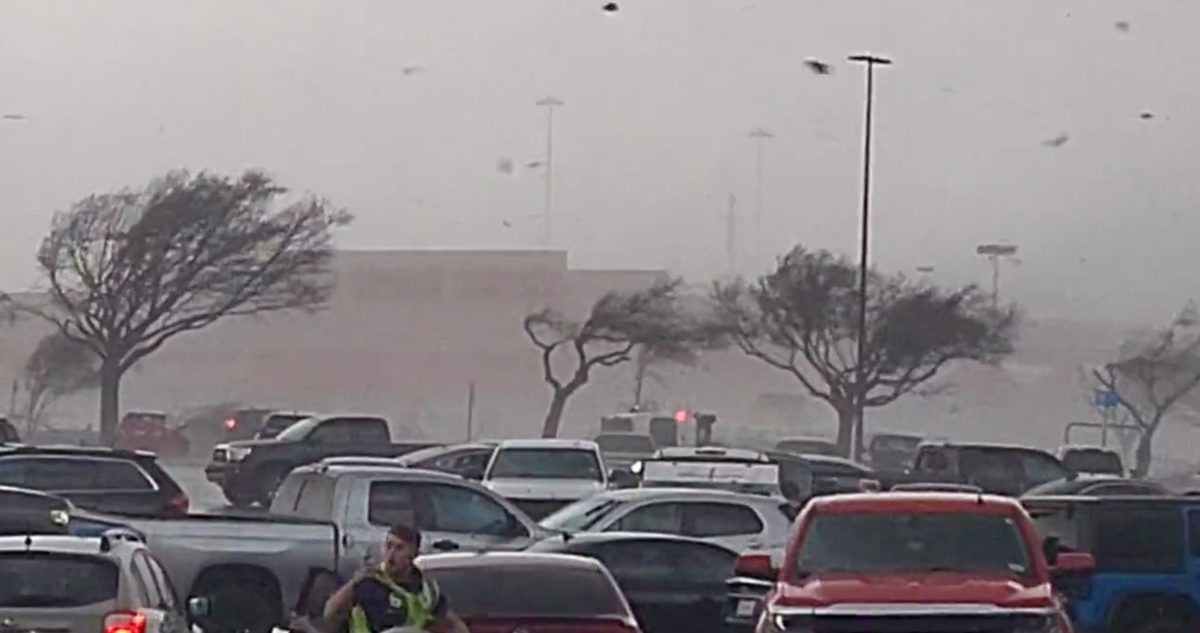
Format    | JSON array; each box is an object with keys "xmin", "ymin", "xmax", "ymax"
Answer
[
  {"xmin": 223, "ymin": 418, "xmax": 238, "ymax": 431},
  {"xmin": 673, "ymin": 409, "xmax": 689, "ymax": 423},
  {"xmin": 169, "ymin": 493, "xmax": 190, "ymax": 515},
  {"xmin": 104, "ymin": 611, "xmax": 147, "ymax": 633}
]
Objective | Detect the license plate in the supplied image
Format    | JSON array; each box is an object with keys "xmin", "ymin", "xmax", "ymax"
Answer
[{"xmin": 736, "ymin": 599, "xmax": 758, "ymax": 617}]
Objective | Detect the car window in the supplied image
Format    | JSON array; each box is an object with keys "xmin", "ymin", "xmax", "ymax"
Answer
[
  {"xmin": 663, "ymin": 541, "xmax": 738, "ymax": 583},
  {"xmin": 1094, "ymin": 507, "xmax": 1183, "ymax": 572},
  {"xmin": 426, "ymin": 484, "xmax": 517, "ymax": 535},
  {"xmin": 128, "ymin": 551, "xmax": 160, "ymax": 607},
  {"xmin": 368, "ymin": 481, "xmax": 431, "ymax": 529},
  {"xmin": 1027, "ymin": 504, "xmax": 1084, "ymax": 552},
  {"xmin": 310, "ymin": 420, "xmax": 359, "ymax": 443},
  {"xmin": 1085, "ymin": 482, "xmax": 1163, "ymax": 496},
  {"xmin": 0, "ymin": 457, "xmax": 154, "ymax": 491},
  {"xmin": 294, "ymin": 474, "xmax": 336, "ymax": 520},
  {"xmin": 270, "ymin": 472, "xmax": 308, "ymax": 513},
  {"xmin": 914, "ymin": 449, "xmax": 951, "ymax": 474},
  {"xmin": 612, "ymin": 502, "xmax": 684, "ymax": 534},
  {"xmin": 1016, "ymin": 452, "xmax": 1069, "ymax": 488},
  {"xmin": 0, "ymin": 552, "xmax": 119, "ymax": 607},
  {"xmin": 811, "ymin": 462, "xmax": 869, "ymax": 478},
  {"xmin": 682, "ymin": 502, "xmax": 764, "ymax": 537},
  {"xmin": 144, "ymin": 553, "xmax": 181, "ymax": 613},
  {"xmin": 488, "ymin": 448, "xmax": 603, "ymax": 481}
]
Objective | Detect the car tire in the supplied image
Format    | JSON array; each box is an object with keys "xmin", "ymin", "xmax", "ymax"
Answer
[{"xmin": 193, "ymin": 567, "xmax": 282, "ymax": 633}]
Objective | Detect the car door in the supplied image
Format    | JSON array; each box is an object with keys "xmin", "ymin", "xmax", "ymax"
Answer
[
  {"xmin": 679, "ymin": 501, "xmax": 768, "ymax": 552},
  {"xmin": 586, "ymin": 540, "xmax": 684, "ymax": 633},
  {"xmin": 423, "ymin": 482, "xmax": 535, "ymax": 551},
  {"xmin": 128, "ymin": 551, "xmax": 175, "ymax": 633},
  {"xmin": 661, "ymin": 541, "xmax": 738, "ymax": 633},
  {"xmin": 306, "ymin": 419, "xmax": 367, "ymax": 460},
  {"xmin": 604, "ymin": 501, "xmax": 686, "ymax": 536},
  {"xmin": 142, "ymin": 552, "xmax": 189, "ymax": 633}
]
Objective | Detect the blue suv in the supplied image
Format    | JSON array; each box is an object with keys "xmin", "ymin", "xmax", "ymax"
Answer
[{"xmin": 1024, "ymin": 495, "xmax": 1200, "ymax": 633}]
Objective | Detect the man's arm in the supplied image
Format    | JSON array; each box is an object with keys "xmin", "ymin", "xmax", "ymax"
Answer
[{"xmin": 322, "ymin": 571, "xmax": 366, "ymax": 631}]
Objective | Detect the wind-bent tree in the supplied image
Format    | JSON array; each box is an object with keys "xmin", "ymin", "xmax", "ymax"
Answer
[
  {"xmin": 715, "ymin": 247, "xmax": 1015, "ymax": 457},
  {"xmin": 524, "ymin": 279, "xmax": 706, "ymax": 438},
  {"xmin": 9, "ymin": 332, "xmax": 100, "ymax": 435},
  {"xmin": 9, "ymin": 170, "xmax": 350, "ymax": 444},
  {"xmin": 1091, "ymin": 304, "xmax": 1200, "ymax": 478}
]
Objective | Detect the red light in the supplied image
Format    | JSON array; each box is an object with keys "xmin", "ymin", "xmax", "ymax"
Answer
[
  {"xmin": 673, "ymin": 410, "xmax": 689, "ymax": 423},
  {"xmin": 169, "ymin": 492, "xmax": 190, "ymax": 516},
  {"xmin": 104, "ymin": 612, "xmax": 147, "ymax": 633},
  {"xmin": 223, "ymin": 418, "xmax": 237, "ymax": 431}
]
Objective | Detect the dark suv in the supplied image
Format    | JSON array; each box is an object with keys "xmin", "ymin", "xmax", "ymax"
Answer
[
  {"xmin": 902, "ymin": 442, "xmax": 1071, "ymax": 495},
  {"xmin": 0, "ymin": 445, "xmax": 190, "ymax": 516}
]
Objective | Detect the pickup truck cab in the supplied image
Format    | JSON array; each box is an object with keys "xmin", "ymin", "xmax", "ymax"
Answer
[
  {"xmin": 270, "ymin": 462, "xmax": 548, "ymax": 579},
  {"xmin": 733, "ymin": 492, "xmax": 1092, "ymax": 633},
  {"xmin": 481, "ymin": 439, "xmax": 610, "ymax": 520},
  {"xmin": 206, "ymin": 414, "xmax": 433, "ymax": 506},
  {"xmin": 902, "ymin": 442, "xmax": 1072, "ymax": 495}
]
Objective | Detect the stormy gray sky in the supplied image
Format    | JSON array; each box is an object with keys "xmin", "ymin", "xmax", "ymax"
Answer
[{"xmin": 1, "ymin": 1, "xmax": 1197, "ymax": 325}]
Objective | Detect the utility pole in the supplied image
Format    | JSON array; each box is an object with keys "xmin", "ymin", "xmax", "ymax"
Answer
[
  {"xmin": 847, "ymin": 53, "xmax": 892, "ymax": 460},
  {"xmin": 725, "ymin": 194, "xmax": 738, "ymax": 274},
  {"xmin": 536, "ymin": 96, "xmax": 564, "ymax": 248},
  {"xmin": 748, "ymin": 127, "xmax": 775, "ymax": 270},
  {"xmin": 975, "ymin": 243, "xmax": 1019, "ymax": 308}
]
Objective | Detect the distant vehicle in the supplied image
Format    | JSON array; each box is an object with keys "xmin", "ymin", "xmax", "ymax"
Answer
[
  {"xmin": 864, "ymin": 432, "xmax": 923, "ymax": 472},
  {"xmin": 635, "ymin": 447, "xmax": 814, "ymax": 503},
  {"xmin": 252, "ymin": 411, "xmax": 315, "ymax": 440},
  {"xmin": 773, "ymin": 436, "xmax": 838, "ymax": 457},
  {"xmin": 728, "ymin": 493, "xmax": 1091, "ymax": 632},
  {"xmin": 270, "ymin": 463, "xmax": 547, "ymax": 573},
  {"xmin": 205, "ymin": 414, "xmax": 435, "ymax": 506},
  {"xmin": 481, "ymin": 439, "xmax": 610, "ymax": 520},
  {"xmin": 601, "ymin": 410, "xmax": 701, "ymax": 449},
  {"xmin": 1056, "ymin": 444, "xmax": 1125, "ymax": 477},
  {"xmin": 1023, "ymin": 476, "xmax": 1168, "ymax": 497},
  {"xmin": 418, "ymin": 552, "xmax": 642, "ymax": 633},
  {"xmin": 0, "ymin": 445, "xmax": 190, "ymax": 517},
  {"xmin": 218, "ymin": 407, "xmax": 274, "ymax": 442},
  {"xmin": 594, "ymin": 432, "xmax": 657, "ymax": 469},
  {"xmin": 539, "ymin": 488, "xmax": 794, "ymax": 554},
  {"xmin": 0, "ymin": 417, "xmax": 19, "ymax": 444},
  {"xmin": 0, "ymin": 532, "xmax": 203, "ymax": 633},
  {"xmin": 114, "ymin": 411, "xmax": 189, "ymax": 458},
  {"xmin": 796, "ymin": 453, "xmax": 880, "ymax": 496},
  {"xmin": 901, "ymin": 441, "xmax": 1071, "ymax": 496},
  {"xmin": 529, "ymin": 532, "xmax": 736, "ymax": 633},
  {"xmin": 1024, "ymin": 495, "xmax": 1200, "ymax": 633},
  {"xmin": 395, "ymin": 441, "xmax": 497, "ymax": 479}
]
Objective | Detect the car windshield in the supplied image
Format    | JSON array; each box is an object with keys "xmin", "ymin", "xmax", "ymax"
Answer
[
  {"xmin": 430, "ymin": 566, "xmax": 626, "ymax": 617},
  {"xmin": 259, "ymin": 414, "xmax": 308, "ymax": 438},
  {"xmin": 488, "ymin": 448, "xmax": 603, "ymax": 481},
  {"xmin": 0, "ymin": 553, "xmax": 119, "ymax": 607},
  {"xmin": 596, "ymin": 435, "xmax": 655, "ymax": 453},
  {"xmin": 540, "ymin": 497, "xmax": 624, "ymax": 531},
  {"xmin": 274, "ymin": 417, "xmax": 320, "ymax": 441},
  {"xmin": 1062, "ymin": 450, "xmax": 1123, "ymax": 475},
  {"xmin": 795, "ymin": 512, "xmax": 1031, "ymax": 577}
]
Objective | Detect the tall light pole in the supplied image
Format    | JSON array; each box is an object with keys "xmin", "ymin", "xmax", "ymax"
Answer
[
  {"xmin": 848, "ymin": 53, "xmax": 891, "ymax": 460},
  {"xmin": 748, "ymin": 127, "xmax": 775, "ymax": 270},
  {"xmin": 536, "ymin": 96, "xmax": 564, "ymax": 248},
  {"xmin": 976, "ymin": 243, "xmax": 1018, "ymax": 308}
]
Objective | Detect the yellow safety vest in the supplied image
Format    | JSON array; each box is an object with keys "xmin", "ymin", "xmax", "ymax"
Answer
[{"xmin": 348, "ymin": 568, "xmax": 439, "ymax": 633}]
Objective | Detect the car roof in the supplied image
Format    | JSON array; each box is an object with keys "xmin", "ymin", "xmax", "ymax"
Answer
[
  {"xmin": 918, "ymin": 441, "xmax": 1055, "ymax": 455},
  {"xmin": 1022, "ymin": 494, "xmax": 1200, "ymax": 506},
  {"xmin": 1057, "ymin": 444, "xmax": 1120, "ymax": 454},
  {"xmin": 0, "ymin": 485, "xmax": 72, "ymax": 504},
  {"xmin": 419, "ymin": 551, "xmax": 607, "ymax": 572},
  {"xmin": 307, "ymin": 464, "xmax": 465, "ymax": 483},
  {"xmin": 496, "ymin": 438, "xmax": 599, "ymax": 450},
  {"xmin": 0, "ymin": 535, "xmax": 139, "ymax": 556},
  {"xmin": 589, "ymin": 486, "xmax": 782, "ymax": 504},
  {"xmin": 538, "ymin": 531, "xmax": 737, "ymax": 551},
  {"xmin": 0, "ymin": 445, "xmax": 157, "ymax": 461},
  {"xmin": 654, "ymin": 446, "xmax": 768, "ymax": 461},
  {"xmin": 793, "ymin": 453, "xmax": 869, "ymax": 468},
  {"xmin": 811, "ymin": 492, "xmax": 1022, "ymax": 515}
]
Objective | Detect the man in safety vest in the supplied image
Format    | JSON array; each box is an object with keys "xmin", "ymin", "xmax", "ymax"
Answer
[{"xmin": 324, "ymin": 523, "xmax": 470, "ymax": 633}]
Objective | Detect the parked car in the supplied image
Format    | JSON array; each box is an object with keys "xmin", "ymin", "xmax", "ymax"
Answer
[
  {"xmin": 1023, "ymin": 475, "xmax": 1168, "ymax": 497},
  {"xmin": 1024, "ymin": 494, "xmax": 1200, "ymax": 633},
  {"xmin": 114, "ymin": 411, "xmax": 189, "ymax": 458},
  {"xmin": 1056, "ymin": 444, "xmax": 1126, "ymax": 477},
  {"xmin": 481, "ymin": 439, "xmax": 610, "ymax": 520},
  {"xmin": 0, "ymin": 417, "xmax": 19, "ymax": 444},
  {"xmin": 395, "ymin": 441, "xmax": 496, "ymax": 478},
  {"xmin": 0, "ymin": 531, "xmax": 202, "ymax": 633},
  {"xmin": 796, "ymin": 453, "xmax": 879, "ymax": 496},
  {"xmin": 419, "ymin": 552, "xmax": 643, "ymax": 633},
  {"xmin": 728, "ymin": 492, "xmax": 1092, "ymax": 632},
  {"xmin": 864, "ymin": 431, "xmax": 923, "ymax": 473},
  {"xmin": 539, "ymin": 488, "xmax": 794, "ymax": 553},
  {"xmin": 218, "ymin": 407, "xmax": 274, "ymax": 442},
  {"xmin": 253, "ymin": 411, "xmax": 316, "ymax": 440},
  {"xmin": 0, "ymin": 445, "xmax": 190, "ymax": 517},
  {"xmin": 206, "ymin": 414, "xmax": 435, "ymax": 506},
  {"xmin": 594, "ymin": 433, "xmax": 657, "ymax": 470},
  {"xmin": 773, "ymin": 436, "xmax": 838, "ymax": 456},
  {"xmin": 898, "ymin": 441, "xmax": 1071, "ymax": 495},
  {"xmin": 270, "ymin": 462, "xmax": 548, "ymax": 578},
  {"xmin": 0, "ymin": 485, "xmax": 143, "ymax": 539},
  {"xmin": 529, "ymin": 532, "xmax": 736, "ymax": 633}
]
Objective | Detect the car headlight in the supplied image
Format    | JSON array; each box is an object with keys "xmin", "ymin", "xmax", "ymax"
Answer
[{"xmin": 227, "ymin": 446, "xmax": 253, "ymax": 461}]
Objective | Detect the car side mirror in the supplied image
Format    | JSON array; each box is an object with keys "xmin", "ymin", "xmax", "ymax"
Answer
[
  {"xmin": 1042, "ymin": 536, "xmax": 1061, "ymax": 566},
  {"xmin": 734, "ymin": 552, "xmax": 777, "ymax": 582},
  {"xmin": 187, "ymin": 596, "xmax": 212, "ymax": 620},
  {"xmin": 1052, "ymin": 551, "xmax": 1095, "ymax": 575}
]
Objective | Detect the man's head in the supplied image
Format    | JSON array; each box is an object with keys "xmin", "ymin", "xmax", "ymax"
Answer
[{"xmin": 382, "ymin": 523, "xmax": 421, "ymax": 574}]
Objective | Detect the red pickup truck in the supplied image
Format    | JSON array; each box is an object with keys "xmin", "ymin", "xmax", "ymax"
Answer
[{"xmin": 731, "ymin": 492, "xmax": 1094, "ymax": 632}]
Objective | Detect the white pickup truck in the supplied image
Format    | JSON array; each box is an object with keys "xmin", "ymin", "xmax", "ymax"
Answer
[{"xmin": 480, "ymin": 438, "xmax": 611, "ymax": 520}]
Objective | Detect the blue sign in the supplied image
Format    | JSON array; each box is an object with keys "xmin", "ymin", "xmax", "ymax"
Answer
[{"xmin": 1094, "ymin": 389, "xmax": 1119, "ymax": 409}]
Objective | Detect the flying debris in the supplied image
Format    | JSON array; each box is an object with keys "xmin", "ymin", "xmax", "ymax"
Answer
[
  {"xmin": 402, "ymin": 65, "xmax": 425, "ymax": 76},
  {"xmin": 602, "ymin": 2, "xmax": 619, "ymax": 13},
  {"xmin": 804, "ymin": 58, "xmax": 833, "ymax": 75},
  {"xmin": 502, "ymin": 220, "xmax": 513, "ymax": 228},
  {"xmin": 526, "ymin": 160, "xmax": 545, "ymax": 169},
  {"xmin": 1139, "ymin": 111, "xmax": 1155, "ymax": 120},
  {"xmin": 1042, "ymin": 133, "xmax": 1069, "ymax": 148},
  {"xmin": 497, "ymin": 157, "xmax": 514, "ymax": 174},
  {"xmin": 1115, "ymin": 20, "xmax": 1131, "ymax": 32}
]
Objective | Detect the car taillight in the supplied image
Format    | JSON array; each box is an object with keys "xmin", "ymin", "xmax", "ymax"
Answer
[
  {"xmin": 169, "ymin": 492, "xmax": 190, "ymax": 515},
  {"xmin": 104, "ymin": 611, "xmax": 147, "ymax": 633},
  {"xmin": 224, "ymin": 418, "xmax": 238, "ymax": 431}
]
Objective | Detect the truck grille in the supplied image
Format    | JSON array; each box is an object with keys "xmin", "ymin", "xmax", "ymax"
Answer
[
  {"xmin": 511, "ymin": 499, "xmax": 569, "ymax": 520},
  {"xmin": 778, "ymin": 614, "xmax": 1047, "ymax": 632}
]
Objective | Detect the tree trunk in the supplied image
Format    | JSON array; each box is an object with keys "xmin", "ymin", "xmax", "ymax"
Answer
[
  {"xmin": 632, "ymin": 361, "xmax": 647, "ymax": 409},
  {"xmin": 853, "ymin": 409, "xmax": 866, "ymax": 461},
  {"xmin": 99, "ymin": 361, "xmax": 121, "ymax": 446},
  {"xmin": 1131, "ymin": 426, "xmax": 1155, "ymax": 479},
  {"xmin": 833, "ymin": 402, "xmax": 855, "ymax": 457},
  {"xmin": 541, "ymin": 388, "xmax": 571, "ymax": 438}
]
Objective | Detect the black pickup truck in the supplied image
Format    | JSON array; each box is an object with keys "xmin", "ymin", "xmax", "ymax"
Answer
[
  {"xmin": 205, "ymin": 414, "xmax": 434, "ymax": 506},
  {"xmin": 881, "ymin": 441, "xmax": 1073, "ymax": 496}
]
